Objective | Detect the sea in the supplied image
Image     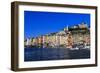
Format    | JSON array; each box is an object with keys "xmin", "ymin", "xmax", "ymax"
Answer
[{"xmin": 24, "ymin": 48, "xmax": 90, "ymax": 61}]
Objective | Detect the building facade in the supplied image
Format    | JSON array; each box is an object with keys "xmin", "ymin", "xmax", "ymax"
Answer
[{"xmin": 24, "ymin": 22, "xmax": 90, "ymax": 49}]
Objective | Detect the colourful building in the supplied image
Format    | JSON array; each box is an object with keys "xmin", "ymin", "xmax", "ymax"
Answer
[{"xmin": 24, "ymin": 22, "xmax": 90, "ymax": 49}]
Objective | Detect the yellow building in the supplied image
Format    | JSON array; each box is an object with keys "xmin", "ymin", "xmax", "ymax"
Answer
[
  {"xmin": 56, "ymin": 31, "xmax": 67, "ymax": 47},
  {"xmin": 31, "ymin": 38, "xmax": 36, "ymax": 46}
]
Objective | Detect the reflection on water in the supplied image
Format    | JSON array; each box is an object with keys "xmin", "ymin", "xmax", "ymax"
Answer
[{"xmin": 24, "ymin": 48, "xmax": 90, "ymax": 61}]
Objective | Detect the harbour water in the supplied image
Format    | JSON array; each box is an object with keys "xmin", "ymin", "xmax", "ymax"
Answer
[{"xmin": 24, "ymin": 48, "xmax": 90, "ymax": 61}]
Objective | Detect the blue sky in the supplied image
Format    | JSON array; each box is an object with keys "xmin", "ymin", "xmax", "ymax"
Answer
[{"xmin": 24, "ymin": 11, "xmax": 90, "ymax": 38}]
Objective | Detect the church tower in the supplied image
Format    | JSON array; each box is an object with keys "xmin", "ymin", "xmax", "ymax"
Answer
[{"xmin": 64, "ymin": 25, "xmax": 69, "ymax": 32}]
